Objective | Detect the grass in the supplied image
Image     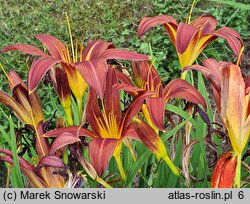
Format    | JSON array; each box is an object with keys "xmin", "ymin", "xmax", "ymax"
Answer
[{"xmin": 0, "ymin": 0, "xmax": 249, "ymax": 188}]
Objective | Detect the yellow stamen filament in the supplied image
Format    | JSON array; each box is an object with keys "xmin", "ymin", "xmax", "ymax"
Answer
[
  {"xmin": 65, "ymin": 46, "xmax": 71, "ymax": 63},
  {"xmin": 80, "ymin": 44, "xmax": 84, "ymax": 62},
  {"xmin": 60, "ymin": 47, "xmax": 68, "ymax": 63},
  {"xmin": 75, "ymin": 39, "xmax": 78, "ymax": 63},
  {"xmin": 85, "ymin": 44, "xmax": 96, "ymax": 61},
  {"xmin": 25, "ymin": 57, "xmax": 30, "ymax": 70},
  {"xmin": 187, "ymin": 0, "xmax": 197, "ymax": 24},
  {"xmin": 154, "ymin": 82, "xmax": 162, "ymax": 97},
  {"xmin": 97, "ymin": 110, "xmax": 121, "ymax": 139},
  {"xmin": 0, "ymin": 63, "xmax": 14, "ymax": 86},
  {"xmin": 146, "ymin": 63, "xmax": 153, "ymax": 88},
  {"xmin": 195, "ymin": 20, "xmax": 208, "ymax": 31},
  {"xmin": 236, "ymin": 46, "xmax": 244, "ymax": 66},
  {"xmin": 65, "ymin": 12, "xmax": 75, "ymax": 62}
]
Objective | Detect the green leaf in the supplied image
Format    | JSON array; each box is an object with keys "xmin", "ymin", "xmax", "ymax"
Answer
[
  {"xmin": 125, "ymin": 150, "xmax": 151, "ymax": 187},
  {"xmin": 208, "ymin": 0, "xmax": 250, "ymax": 10},
  {"xmin": 166, "ymin": 104, "xmax": 202, "ymax": 136},
  {"xmin": 161, "ymin": 118, "xmax": 189, "ymax": 141},
  {"xmin": 9, "ymin": 116, "xmax": 24, "ymax": 187}
]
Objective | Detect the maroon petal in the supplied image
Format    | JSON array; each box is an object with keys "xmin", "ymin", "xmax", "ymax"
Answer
[
  {"xmin": 0, "ymin": 44, "xmax": 45, "ymax": 56},
  {"xmin": 36, "ymin": 156, "xmax": 66, "ymax": 170},
  {"xmin": 28, "ymin": 56, "xmax": 61, "ymax": 92},
  {"xmin": 164, "ymin": 79, "xmax": 207, "ymax": 110},
  {"xmin": 122, "ymin": 91, "xmax": 154, "ymax": 130},
  {"xmin": 112, "ymin": 83, "xmax": 143, "ymax": 95},
  {"xmin": 122, "ymin": 125, "xmax": 140, "ymax": 141},
  {"xmin": 245, "ymin": 75, "xmax": 250, "ymax": 92},
  {"xmin": 35, "ymin": 122, "xmax": 50, "ymax": 158},
  {"xmin": 115, "ymin": 69, "xmax": 134, "ymax": 86},
  {"xmin": 36, "ymin": 34, "xmax": 67, "ymax": 60},
  {"xmin": 50, "ymin": 133, "xmax": 81, "ymax": 155},
  {"xmin": 44, "ymin": 126, "xmax": 98, "ymax": 139},
  {"xmin": 183, "ymin": 58, "xmax": 222, "ymax": 93},
  {"xmin": 103, "ymin": 68, "xmax": 122, "ymax": 121},
  {"xmin": 0, "ymin": 148, "xmax": 34, "ymax": 171},
  {"xmin": 8, "ymin": 71, "xmax": 27, "ymax": 91},
  {"xmin": 0, "ymin": 149, "xmax": 48, "ymax": 188},
  {"xmin": 54, "ymin": 68, "xmax": 71, "ymax": 108},
  {"xmin": 131, "ymin": 61, "xmax": 144, "ymax": 87},
  {"xmin": 138, "ymin": 15, "xmax": 177, "ymax": 38},
  {"xmin": 100, "ymin": 49, "xmax": 149, "ymax": 61},
  {"xmin": 132, "ymin": 118, "xmax": 167, "ymax": 157},
  {"xmin": 132, "ymin": 61, "xmax": 159, "ymax": 87},
  {"xmin": 213, "ymin": 27, "xmax": 243, "ymax": 57},
  {"xmin": 191, "ymin": 15, "xmax": 217, "ymax": 34},
  {"xmin": 82, "ymin": 40, "xmax": 114, "ymax": 61},
  {"xmin": 74, "ymin": 60, "xmax": 108, "ymax": 98},
  {"xmin": 176, "ymin": 22, "xmax": 199, "ymax": 54},
  {"xmin": 146, "ymin": 97, "xmax": 165, "ymax": 131},
  {"xmin": 86, "ymin": 88, "xmax": 104, "ymax": 136},
  {"xmin": 89, "ymin": 138, "xmax": 117, "ymax": 177},
  {"xmin": 0, "ymin": 90, "xmax": 32, "ymax": 124}
]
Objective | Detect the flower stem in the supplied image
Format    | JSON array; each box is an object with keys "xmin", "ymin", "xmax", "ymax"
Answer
[
  {"xmin": 64, "ymin": 106, "xmax": 74, "ymax": 126},
  {"xmin": 187, "ymin": 0, "xmax": 197, "ymax": 24},
  {"xmin": 113, "ymin": 142, "xmax": 127, "ymax": 181},
  {"xmin": 76, "ymin": 97, "xmax": 83, "ymax": 123},
  {"xmin": 114, "ymin": 154, "xmax": 127, "ymax": 181},
  {"xmin": 234, "ymin": 153, "xmax": 242, "ymax": 188},
  {"xmin": 181, "ymin": 71, "xmax": 187, "ymax": 80},
  {"xmin": 96, "ymin": 177, "xmax": 113, "ymax": 188},
  {"xmin": 162, "ymin": 155, "xmax": 180, "ymax": 176}
]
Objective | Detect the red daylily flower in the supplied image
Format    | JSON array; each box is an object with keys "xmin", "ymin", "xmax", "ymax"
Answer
[
  {"xmin": 185, "ymin": 58, "xmax": 250, "ymax": 188},
  {"xmin": 45, "ymin": 68, "xmax": 153, "ymax": 180},
  {"xmin": 0, "ymin": 148, "xmax": 67, "ymax": 188},
  {"xmin": 0, "ymin": 71, "xmax": 77, "ymax": 187},
  {"xmin": 0, "ymin": 34, "xmax": 149, "ymax": 99},
  {"xmin": 138, "ymin": 15, "xmax": 242, "ymax": 78},
  {"xmin": 185, "ymin": 59, "xmax": 250, "ymax": 155},
  {"xmin": 114, "ymin": 61, "xmax": 207, "ymax": 131},
  {"xmin": 0, "ymin": 71, "xmax": 49, "ymax": 157}
]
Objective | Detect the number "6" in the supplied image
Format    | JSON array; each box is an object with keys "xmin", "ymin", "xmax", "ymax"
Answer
[{"xmin": 238, "ymin": 191, "xmax": 244, "ymax": 199}]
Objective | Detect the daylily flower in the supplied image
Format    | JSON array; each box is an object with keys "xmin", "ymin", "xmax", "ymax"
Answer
[
  {"xmin": 185, "ymin": 59, "xmax": 250, "ymax": 155},
  {"xmin": 0, "ymin": 35, "xmax": 148, "ymax": 97},
  {"xmin": 0, "ymin": 70, "xmax": 49, "ymax": 157},
  {"xmin": 115, "ymin": 61, "xmax": 207, "ymax": 131},
  {"xmin": 0, "ymin": 149, "xmax": 67, "ymax": 188},
  {"xmin": 0, "ymin": 70, "xmax": 70, "ymax": 187},
  {"xmin": 1, "ymin": 35, "xmax": 149, "ymax": 123},
  {"xmin": 45, "ymin": 67, "xmax": 191, "ymax": 177},
  {"xmin": 138, "ymin": 15, "xmax": 242, "ymax": 78},
  {"xmin": 45, "ymin": 68, "xmax": 153, "ymax": 181},
  {"xmin": 185, "ymin": 58, "xmax": 250, "ymax": 187}
]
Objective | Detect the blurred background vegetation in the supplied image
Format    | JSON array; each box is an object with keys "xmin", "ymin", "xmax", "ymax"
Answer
[{"xmin": 0, "ymin": 0, "xmax": 249, "ymax": 187}]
